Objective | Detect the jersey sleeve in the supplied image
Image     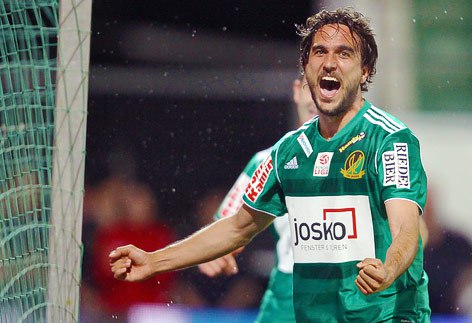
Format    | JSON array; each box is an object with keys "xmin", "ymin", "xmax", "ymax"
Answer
[
  {"xmin": 242, "ymin": 149, "xmax": 287, "ymax": 217},
  {"xmin": 377, "ymin": 129, "xmax": 427, "ymax": 213}
]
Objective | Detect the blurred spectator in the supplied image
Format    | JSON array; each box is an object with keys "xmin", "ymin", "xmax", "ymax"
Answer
[
  {"xmin": 80, "ymin": 176, "xmax": 131, "ymax": 322},
  {"xmin": 423, "ymin": 188, "xmax": 472, "ymax": 314},
  {"xmin": 85, "ymin": 178, "xmax": 178, "ymax": 317},
  {"xmin": 173, "ymin": 188, "xmax": 266, "ymax": 308}
]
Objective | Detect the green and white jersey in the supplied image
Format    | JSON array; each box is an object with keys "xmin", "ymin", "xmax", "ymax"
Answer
[
  {"xmin": 243, "ymin": 100, "xmax": 430, "ymax": 322},
  {"xmin": 214, "ymin": 147, "xmax": 296, "ymax": 323}
]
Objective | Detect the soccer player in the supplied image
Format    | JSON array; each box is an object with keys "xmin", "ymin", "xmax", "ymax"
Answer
[
  {"xmin": 109, "ymin": 8, "xmax": 430, "ymax": 322},
  {"xmin": 197, "ymin": 75, "xmax": 316, "ymax": 323}
]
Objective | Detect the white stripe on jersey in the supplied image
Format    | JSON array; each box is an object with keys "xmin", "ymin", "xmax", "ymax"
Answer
[
  {"xmin": 366, "ymin": 109, "xmax": 401, "ymax": 132},
  {"xmin": 374, "ymin": 148, "xmax": 379, "ymax": 173},
  {"xmin": 364, "ymin": 113, "xmax": 396, "ymax": 134},
  {"xmin": 365, "ymin": 109, "xmax": 402, "ymax": 133},
  {"xmin": 370, "ymin": 105, "xmax": 406, "ymax": 131},
  {"xmin": 275, "ymin": 146, "xmax": 281, "ymax": 183}
]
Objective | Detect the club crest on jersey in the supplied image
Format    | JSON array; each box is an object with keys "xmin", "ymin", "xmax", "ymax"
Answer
[
  {"xmin": 338, "ymin": 132, "xmax": 366, "ymax": 153},
  {"xmin": 340, "ymin": 150, "xmax": 365, "ymax": 179},
  {"xmin": 245, "ymin": 156, "xmax": 273, "ymax": 202},
  {"xmin": 382, "ymin": 143, "xmax": 410, "ymax": 188},
  {"xmin": 313, "ymin": 152, "xmax": 333, "ymax": 177},
  {"xmin": 297, "ymin": 132, "xmax": 313, "ymax": 158}
]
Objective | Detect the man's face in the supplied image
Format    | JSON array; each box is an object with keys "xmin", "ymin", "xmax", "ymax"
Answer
[{"xmin": 304, "ymin": 24, "xmax": 368, "ymax": 117}]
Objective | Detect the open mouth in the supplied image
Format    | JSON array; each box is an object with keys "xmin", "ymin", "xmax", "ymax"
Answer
[{"xmin": 319, "ymin": 76, "xmax": 340, "ymax": 98}]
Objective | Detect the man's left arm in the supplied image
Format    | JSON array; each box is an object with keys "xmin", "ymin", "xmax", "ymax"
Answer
[{"xmin": 355, "ymin": 199, "xmax": 419, "ymax": 295}]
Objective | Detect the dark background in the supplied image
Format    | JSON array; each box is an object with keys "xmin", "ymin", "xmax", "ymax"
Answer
[{"xmin": 86, "ymin": 1, "xmax": 315, "ymax": 222}]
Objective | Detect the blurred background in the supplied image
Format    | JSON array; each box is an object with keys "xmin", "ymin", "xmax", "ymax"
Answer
[{"xmin": 81, "ymin": 0, "xmax": 472, "ymax": 322}]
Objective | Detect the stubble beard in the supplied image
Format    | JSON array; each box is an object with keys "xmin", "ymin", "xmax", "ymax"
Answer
[{"xmin": 314, "ymin": 86, "xmax": 357, "ymax": 118}]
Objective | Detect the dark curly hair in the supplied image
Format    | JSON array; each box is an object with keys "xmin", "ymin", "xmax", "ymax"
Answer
[{"xmin": 297, "ymin": 8, "xmax": 378, "ymax": 92}]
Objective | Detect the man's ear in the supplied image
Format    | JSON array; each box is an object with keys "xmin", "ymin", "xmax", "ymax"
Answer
[{"xmin": 361, "ymin": 67, "xmax": 369, "ymax": 84}]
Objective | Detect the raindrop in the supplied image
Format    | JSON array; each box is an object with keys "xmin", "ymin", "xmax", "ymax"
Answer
[
  {"xmin": 222, "ymin": 26, "xmax": 227, "ymax": 31},
  {"xmin": 163, "ymin": 72, "xmax": 168, "ymax": 77},
  {"xmin": 460, "ymin": 17, "xmax": 464, "ymax": 21},
  {"xmin": 444, "ymin": 10, "xmax": 448, "ymax": 15},
  {"xmin": 172, "ymin": 188, "xmax": 176, "ymax": 193}
]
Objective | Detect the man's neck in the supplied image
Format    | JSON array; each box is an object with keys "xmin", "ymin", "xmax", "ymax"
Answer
[{"xmin": 318, "ymin": 98, "xmax": 364, "ymax": 140}]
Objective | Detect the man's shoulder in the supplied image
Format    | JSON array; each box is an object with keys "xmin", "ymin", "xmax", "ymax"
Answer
[
  {"xmin": 360, "ymin": 103, "xmax": 422, "ymax": 153},
  {"xmin": 362, "ymin": 103, "xmax": 416, "ymax": 137},
  {"xmin": 276, "ymin": 116, "xmax": 318, "ymax": 148}
]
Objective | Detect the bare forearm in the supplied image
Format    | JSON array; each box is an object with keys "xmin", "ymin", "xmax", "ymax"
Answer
[
  {"xmin": 355, "ymin": 200, "xmax": 420, "ymax": 295},
  {"xmin": 384, "ymin": 200, "xmax": 420, "ymax": 282},
  {"xmin": 384, "ymin": 227, "xmax": 418, "ymax": 282},
  {"xmin": 148, "ymin": 208, "xmax": 270, "ymax": 275}
]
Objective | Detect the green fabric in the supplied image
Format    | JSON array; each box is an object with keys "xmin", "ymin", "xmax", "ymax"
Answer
[
  {"xmin": 243, "ymin": 100, "xmax": 430, "ymax": 322},
  {"xmin": 255, "ymin": 268, "xmax": 295, "ymax": 323}
]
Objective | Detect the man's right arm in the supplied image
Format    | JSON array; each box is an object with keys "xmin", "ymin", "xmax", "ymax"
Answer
[{"xmin": 109, "ymin": 204, "xmax": 274, "ymax": 282}]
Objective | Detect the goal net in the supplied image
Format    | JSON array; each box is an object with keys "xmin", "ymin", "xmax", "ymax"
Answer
[{"xmin": 0, "ymin": 1, "xmax": 92, "ymax": 322}]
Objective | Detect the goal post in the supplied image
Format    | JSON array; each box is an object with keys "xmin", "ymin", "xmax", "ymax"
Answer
[
  {"xmin": 0, "ymin": 1, "xmax": 92, "ymax": 322},
  {"xmin": 47, "ymin": 0, "xmax": 92, "ymax": 322}
]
